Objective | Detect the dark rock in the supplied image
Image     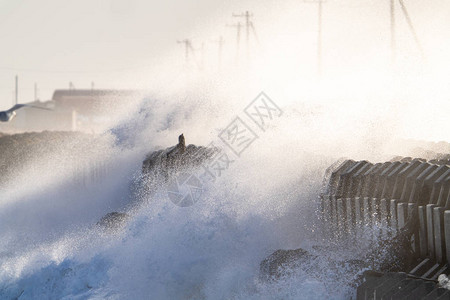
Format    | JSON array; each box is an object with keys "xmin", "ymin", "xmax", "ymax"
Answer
[
  {"xmin": 97, "ymin": 212, "xmax": 129, "ymax": 230},
  {"xmin": 259, "ymin": 225, "xmax": 418, "ymax": 283},
  {"xmin": 259, "ymin": 248, "xmax": 316, "ymax": 281},
  {"xmin": 259, "ymin": 247, "xmax": 372, "ymax": 289},
  {"xmin": 178, "ymin": 133, "xmax": 186, "ymax": 153},
  {"xmin": 365, "ymin": 219, "xmax": 420, "ymax": 273},
  {"xmin": 139, "ymin": 134, "xmax": 218, "ymax": 196}
]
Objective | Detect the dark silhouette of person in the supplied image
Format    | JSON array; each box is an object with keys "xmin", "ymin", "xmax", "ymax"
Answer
[{"xmin": 178, "ymin": 133, "xmax": 186, "ymax": 153}]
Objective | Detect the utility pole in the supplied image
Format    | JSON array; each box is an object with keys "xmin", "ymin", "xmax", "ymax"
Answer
[
  {"xmin": 233, "ymin": 11, "xmax": 251, "ymax": 60},
  {"xmin": 390, "ymin": 0, "xmax": 396, "ymax": 67},
  {"xmin": 317, "ymin": 0, "xmax": 323, "ymax": 77},
  {"xmin": 232, "ymin": 11, "xmax": 259, "ymax": 62},
  {"xmin": 227, "ymin": 22, "xmax": 242, "ymax": 65},
  {"xmin": 301, "ymin": 1, "xmax": 326, "ymax": 78},
  {"xmin": 15, "ymin": 75, "xmax": 18, "ymax": 105},
  {"xmin": 177, "ymin": 39, "xmax": 202, "ymax": 69},
  {"xmin": 177, "ymin": 39, "xmax": 192, "ymax": 64}
]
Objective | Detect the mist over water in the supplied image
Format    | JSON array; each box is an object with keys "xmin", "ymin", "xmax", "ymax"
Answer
[
  {"xmin": 0, "ymin": 62, "xmax": 448, "ymax": 297},
  {"xmin": 1, "ymin": 1, "xmax": 449, "ymax": 298},
  {"xmin": 1, "ymin": 70, "xmax": 445, "ymax": 298}
]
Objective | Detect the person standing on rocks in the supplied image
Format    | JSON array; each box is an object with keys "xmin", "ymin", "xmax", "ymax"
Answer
[{"xmin": 178, "ymin": 133, "xmax": 186, "ymax": 154}]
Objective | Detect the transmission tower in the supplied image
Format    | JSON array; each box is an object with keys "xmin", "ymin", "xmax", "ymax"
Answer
[
  {"xmin": 177, "ymin": 39, "xmax": 203, "ymax": 70},
  {"xmin": 232, "ymin": 11, "xmax": 259, "ymax": 62}
]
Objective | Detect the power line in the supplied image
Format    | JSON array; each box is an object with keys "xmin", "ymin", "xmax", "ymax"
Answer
[
  {"xmin": 390, "ymin": 0, "xmax": 396, "ymax": 66},
  {"xmin": 0, "ymin": 64, "xmax": 154, "ymax": 74},
  {"xmin": 232, "ymin": 11, "xmax": 259, "ymax": 62},
  {"xmin": 233, "ymin": 11, "xmax": 252, "ymax": 60},
  {"xmin": 390, "ymin": 0, "xmax": 425, "ymax": 67},
  {"xmin": 398, "ymin": 0, "xmax": 425, "ymax": 60}
]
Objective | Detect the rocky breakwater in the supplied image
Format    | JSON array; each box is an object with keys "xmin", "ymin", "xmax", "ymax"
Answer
[
  {"xmin": 99, "ymin": 134, "xmax": 218, "ymax": 228},
  {"xmin": 137, "ymin": 134, "xmax": 218, "ymax": 203}
]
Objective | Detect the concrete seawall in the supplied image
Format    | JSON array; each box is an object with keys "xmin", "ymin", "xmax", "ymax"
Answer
[{"xmin": 321, "ymin": 156, "xmax": 450, "ymax": 299}]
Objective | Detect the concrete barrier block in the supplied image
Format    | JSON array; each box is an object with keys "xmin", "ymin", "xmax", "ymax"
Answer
[
  {"xmin": 327, "ymin": 160, "xmax": 356, "ymax": 196},
  {"xmin": 379, "ymin": 278, "xmax": 413, "ymax": 300},
  {"xmin": 346, "ymin": 197, "xmax": 354, "ymax": 235},
  {"xmin": 391, "ymin": 279, "xmax": 422, "ymax": 299},
  {"xmin": 400, "ymin": 162, "xmax": 431, "ymax": 202},
  {"xmin": 321, "ymin": 194, "xmax": 331, "ymax": 222},
  {"xmin": 392, "ymin": 161, "xmax": 425, "ymax": 200},
  {"xmin": 322, "ymin": 159, "xmax": 352, "ymax": 195},
  {"xmin": 408, "ymin": 281, "xmax": 437, "ymax": 300},
  {"xmin": 337, "ymin": 161, "xmax": 370, "ymax": 198},
  {"xmin": 433, "ymin": 207, "xmax": 445, "ymax": 263},
  {"xmin": 330, "ymin": 195, "xmax": 338, "ymax": 229},
  {"xmin": 422, "ymin": 287, "xmax": 449, "ymax": 299},
  {"xmin": 354, "ymin": 197, "xmax": 363, "ymax": 225},
  {"xmin": 408, "ymin": 203, "xmax": 418, "ymax": 252},
  {"xmin": 438, "ymin": 176, "xmax": 450, "ymax": 208},
  {"xmin": 347, "ymin": 163, "xmax": 373, "ymax": 198},
  {"xmin": 373, "ymin": 273, "xmax": 407, "ymax": 300},
  {"xmin": 397, "ymin": 202, "xmax": 408, "ymax": 229},
  {"xmin": 363, "ymin": 197, "xmax": 372, "ymax": 227},
  {"xmin": 321, "ymin": 194, "xmax": 333, "ymax": 238},
  {"xmin": 444, "ymin": 211, "xmax": 450, "ymax": 266},
  {"xmin": 379, "ymin": 199, "xmax": 389, "ymax": 238},
  {"xmin": 337, "ymin": 198, "xmax": 346, "ymax": 236},
  {"xmin": 419, "ymin": 206, "xmax": 428, "ymax": 257},
  {"xmin": 431, "ymin": 169, "xmax": 450, "ymax": 205},
  {"xmin": 427, "ymin": 204, "xmax": 437, "ymax": 260},
  {"xmin": 373, "ymin": 162, "xmax": 402, "ymax": 199},
  {"xmin": 444, "ymin": 185, "xmax": 450, "ymax": 210},
  {"xmin": 409, "ymin": 165, "xmax": 438, "ymax": 204},
  {"xmin": 356, "ymin": 275, "xmax": 386, "ymax": 300},
  {"xmin": 354, "ymin": 197, "xmax": 363, "ymax": 240},
  {"xmin": 418, "ymin": 165, "xmax": 450, "ymax": 206},
  {"xmin": 356, "ymin": 163, "xmax": 381, "ymax": 198},
  {"xmin": 362, "ymin": 162, "xmax": 393, "ymax": 199},
  {"xmin": 380, "ymin": 161, "xmax": 410, "ymax": 199},
  {"xmin": 372, "ymin": 198, "xmax": 381, "ymax": 239},
  {"xmin": 390, "ymin": 199, "xmax": 398, "ymax": 232}
]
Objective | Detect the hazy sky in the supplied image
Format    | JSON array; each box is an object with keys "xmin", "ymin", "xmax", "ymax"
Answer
[{"xmin": 1, "ymin": 0, "xmax": 450, "ymax": 110}]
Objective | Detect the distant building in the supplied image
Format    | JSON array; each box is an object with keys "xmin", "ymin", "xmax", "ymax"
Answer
[
  {"xmin": 52, "ymin": 89, "xmax": 137, "ymax": 115},
  {"xmin": 0, "ymin": 89, "xmax": 142, "ymax": 133}
]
